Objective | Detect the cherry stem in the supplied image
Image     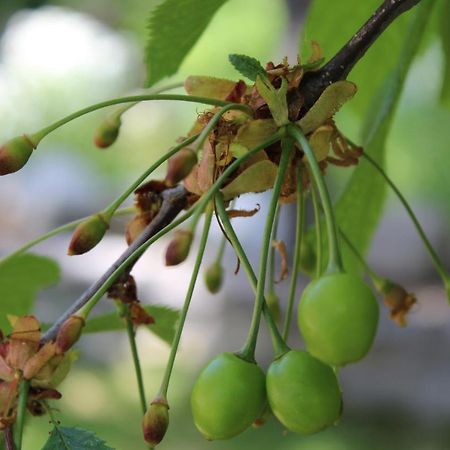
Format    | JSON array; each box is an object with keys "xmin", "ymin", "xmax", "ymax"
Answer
[
  {"xmin": 282, "ymin": 167, "xmax": 305, "ymax": 341},
  {"xmin": 115, "ymin": 301, "xmax": 147, "ymax": 414},
  {"xmin": 215, "ymin": 193, "xmax": 290, "ymax": 359},
  {"xmin": 267, "ymin": 204, "xmax": 281, "ymax": 294},
  {"xmin": 0, "ymin": 207, "xmax": 135, "ymax": 266},
  {"xmin": 288, "ymin": 125, "xmax": 344, "ymax": 274},
  {"xmin": 238, "ymin": 137, "xmax": 293, "ymax": 362},
  {"xmin": 29, "ymin": 94, "xmax": 244, "ymax": 145},
  {"xmin": 339, "ymin": 229, "xmax": 385, "ymax": 289},
  {"xmin": 105, "ymin": 82, "xmax": 184, "ymax": 122},
  {"xmin": 310, "ymin": 178, "xmax": 324, "ymax": 278},
  {"xmin": 362, "ymin": 152, "xmax": 450, "ymax": 293},
  {"xmin": 158, "ymin": 206, "xmax": 213, "ymax": 398},
  {"xmin": 14, "ymin": 379, "xmax": 30, "ymax": 450}
]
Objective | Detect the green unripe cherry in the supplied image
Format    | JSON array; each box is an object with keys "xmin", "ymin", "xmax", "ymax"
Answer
[
  {"xmin": 298, "ymin": 272, "xmax": 379, "ymax": 366},
  {"xmin": 191, "ymin": 352, "xmax": 266, "ymax": 440},
  {"xmin": 267, "ymin": 350, "xmax": 342, "ymax": 434}
]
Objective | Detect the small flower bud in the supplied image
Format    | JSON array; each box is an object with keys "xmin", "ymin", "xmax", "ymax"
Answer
[
  {"xmin": 266, "ymin": 291, "xmax": 281, "ymax": 325},
  {"xmin": 68, "ymin": 213, "xmax": 109, "ymax": 255},
  {"xmin": 0, "ymin": 135, "xmax": 37, "ymax": 175},
  {"xmin": 142, "ymin": 399, "xmax": 169, "ymax": 447},
  {"xmin": 379, "ymin": 280, "xmax": 416, "ymax": 327},
  {"xmin": 165, "ymin": 148, "xmax": 197, "ymax": 187},
  {"xmin": 94, "ymin": 115, "xmax": 121, "ymax": 148},
  {"xmin": 204, "ymin": 262, "xmax": 224, "ymax": 294},
  {"xmin": 55, "ymin": 315, "xmax": 85, "ymax": 354},
  {"xmin": 23, "ymin": 342, "xmax": 57, "ymax": 380},
  {"xmin": 165, "ymin": 230, "xmax": 193, "ymax": 266},
  {"xmin": 125, "ymin": 215, "xmax": 148, "ymax": 245}
]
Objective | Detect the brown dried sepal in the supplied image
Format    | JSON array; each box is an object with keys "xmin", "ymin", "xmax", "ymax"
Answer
[
  {"xmin": 129, "ymin": 302, "xmax": 155, "ymax": 326},
  {"xmin": 382, "ymin": 282, "xmax": 417, "ymax": 327}
]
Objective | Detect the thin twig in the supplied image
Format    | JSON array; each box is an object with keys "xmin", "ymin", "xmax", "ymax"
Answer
[
  {"xmin": 41, "ymin": 185, "xmax": 188, "ymax": 343},
  {"xmin": 300, "ymin": 0, "xmax": 422, "ymax": 111}
]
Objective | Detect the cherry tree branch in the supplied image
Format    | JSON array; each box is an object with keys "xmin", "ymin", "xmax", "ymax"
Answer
[
  {"xmin": 41, "ymin": 185, "xmax": 188, "ymax": 343},
  {"xmin": 300, "ymin": 0, "xmax": 422, "ymax": 111}
]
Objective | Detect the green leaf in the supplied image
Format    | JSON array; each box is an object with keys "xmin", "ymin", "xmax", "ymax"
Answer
[
  {"xmin": 334, "ymin": 0, "xmax": 435, "ymax": 270},
  {"xmin": 228, "ymin": 54, "xmax": 265, "ymax": 81},
  {"xmin": 84, "ymin": 305, "xmax": 179, "ymax": 345},
  {"xmin": 41, "ymin": 426, "xmax": 113, "ymax": 450},
  {"xmin": 439, "ymin": 0, "xmax": 450, "ymax": 106},
  {"xmin": 255, "ymin": 75, "xmax": 289, "ymax": 126},
  {"xmin": 0, "ymin": 254, "xmax": 60, "ymax": 333},
  {"xmin": 300, "ymin": 0, "xmax": 411, "ymax": 119},
  {"xmin": 145, "ymin": 0, "xmax": 229, "ymax": 87}
]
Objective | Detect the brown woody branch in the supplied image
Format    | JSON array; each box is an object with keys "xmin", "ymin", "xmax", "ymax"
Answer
[{"xmin": 300, "ymin": 0, "xmax": 422, "ymax": 112}]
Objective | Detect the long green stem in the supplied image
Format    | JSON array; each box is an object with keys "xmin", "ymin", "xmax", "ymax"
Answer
[
  {"xmin": 282, "ymin": 168, "xmax": 304, "ymax": 340},
  {"xmin": 103, "ymin": 134, "xmax": 199, "ymax": 219},
  {"xmin": 310, "ymin": 179, "xmax": 323, "ymax": 278},
  {"xmin": 268, "ymin": 204, "xmax": 281, "ymax": 293},
  {"xmin": 14, "ymin": 379, "xmax": 30, "ymax": 450},
  {"xmin": 158, "ymin": 207, "xmax": 213, "ymax": 397},
  {"xmin": 106, "ymin": 82, "xmax": 184, "ymax": 120},
  {"xmin": 238, "ymin": 138, "xmax": 293, "ymax": 361},
  {"xmin": 0, "ymin": 207, "xmax": 134, "ymax": 266},
  {"xmin": 363, "ymin": 153, "xmax": 450, "ymax": 288},
  {"xmin": 289, "ymin": 124, "xmax": 343, "ymax": 273},
  {"xmin": 30, "ymin": 95, "xmax": 241, "ymax": 144},
  {"xmin": 339, "ymin": 229, "xmax": 384, "ymax": 289},
  {"xmin": 115, "ymin": 302, "xmax": 147, "ymax": 414},
  {"xmin": 215, "ymin": 194, "xmax": 289, "ymax": 359}
]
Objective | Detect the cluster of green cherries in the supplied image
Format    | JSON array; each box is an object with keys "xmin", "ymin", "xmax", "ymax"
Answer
[{"xmin": 191, "ymin": 218, "xmax": 378, "ymax": 440}]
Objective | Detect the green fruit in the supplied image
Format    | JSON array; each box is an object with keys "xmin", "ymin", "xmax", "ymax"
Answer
[
  {"xmin": 191, "ymin": 352, "xmax": 266, "ymax": 440},
  {"xmin": 267, "ymin": 350, "xmax": 341, "ymax": 434},
  {"xmin": 298, "ymin": 272, "xmax": 379, "ymax": 366}
]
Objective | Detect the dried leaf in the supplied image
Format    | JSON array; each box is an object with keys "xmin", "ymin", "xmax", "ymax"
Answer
[
  {"xmin": 227, "ymin": 205, "xmax": 260, "ymax": 218},
  {"xmin": 184, "ymin": 76, "xmax": 238, "ymax": 100},
  {"xmin": 306, "ymin": 124, "xmax": 334, "ymax": 162},
  {"xmin": 272, "ymin": 240, "xmax": 289, "ymax": 282},
  {"xmin": 297, "ymin": 81, "xmax": 357, "ymax": 134}
]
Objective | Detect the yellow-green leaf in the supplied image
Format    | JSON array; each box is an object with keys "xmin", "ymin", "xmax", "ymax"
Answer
[
  {"xmin": 297, "ymin": 81, "xmax": 357, "ymax": 134},
  {"xmin": 221, "ymin": 160, "xmax": 278, "ymax": 200},
  {"xmin": 184, "ymin": 76, "xmax": 237, "ymax": 100}
]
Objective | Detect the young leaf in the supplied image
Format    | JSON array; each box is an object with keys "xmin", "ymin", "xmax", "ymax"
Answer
[
  {"xmin": 228, "ymin": 54, "xmax": 265, "ymax": 81},
  {"xmin": 334, "ymin": 0, "xmax": 435, "ymax": 270},
  {"xmin": 84, "ymin": 305, "xmax": 179, "ymax": 345},
  {"xmin": 0, "ymin": 254, "xmax": 60, "ymax": 333},
  {"xmin": 42, "ymin": 426, "xmax": 113, "ymax": 450},
  {"xmin": 145, "ymin": 0, "xmax": 229, "ymax": 87}
]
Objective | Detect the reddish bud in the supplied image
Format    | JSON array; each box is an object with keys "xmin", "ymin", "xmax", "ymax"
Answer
[
  {"xmin": 380, "ymin": 280, "xmax": 416, "ymax": 327},
  {"xmin": 204, "ymin": 262, "xmax": 223, "ymax": 294},
  {"xmin": 0, "ymin": 135, "xmax": 37, "ymax": 175},
  {"xmin": 165, "ymin": 230, "xmax": 193, "ymax": 266},
  {"xmin": 165, "ymin": 148, "xmax": 197, "ymax": 187},
  {"xmin": 68, "ymin": 214, "xmax": 109, "ymax": 255},
  {"xmin": 142, "ymin": 399, "xmax": 169, "ymax": 447},
  {"xmin": 55, "ymin": 315, "xmax": 85, "ymax": 354},
  {"xmin": 94, "ymin": 115, "xmax": 121, "ymax": 148}
]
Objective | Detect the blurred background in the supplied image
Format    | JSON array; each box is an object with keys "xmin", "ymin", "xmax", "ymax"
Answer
[{"xmin": 0, "ymin": 0, "xmax": 449, "ymax": 449}]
